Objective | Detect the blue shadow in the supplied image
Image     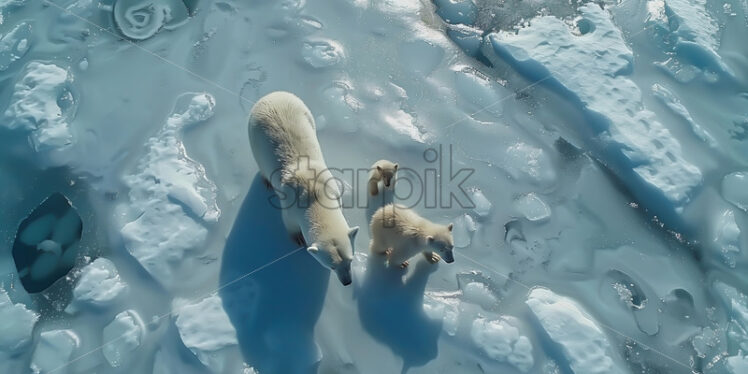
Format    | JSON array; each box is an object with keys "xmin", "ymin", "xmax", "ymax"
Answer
[
  {"xmin": 220, "ymin": 175, "xmax": 329, "ymax": 374},
  {"xmin": 356, "ymin": 256, "xmax": 442, "ymax": 373}
]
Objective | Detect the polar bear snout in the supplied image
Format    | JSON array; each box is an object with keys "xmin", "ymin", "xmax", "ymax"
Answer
[
  {"xmin": 336, "ymin": 266, "xmax": 352, "ymax": 286},
  {"xmin": 443, "ymin": 250, "xmax": 455, "ymax": 263}
]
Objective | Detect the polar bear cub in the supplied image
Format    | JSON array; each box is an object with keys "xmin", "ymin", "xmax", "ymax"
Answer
[
  {"xmin": 248, "ymin": 91, "xmax": 359, "ymax": 286},
  {"xmin": 368, "ymin": 160, "xmax": 398, "ymax": 196},
  {"xmin": 369, "ymin": 204, "xmax": 454, "ymax": 268}
]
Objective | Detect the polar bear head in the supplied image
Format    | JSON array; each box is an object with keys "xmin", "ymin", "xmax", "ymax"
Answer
[
  {"xmin": 426, "ymin": 223, "xmax": 455, "ymax": 263},
  {"xmin": 376, "ymin": 161, "xmax": 399, "ymax": 188},
  {"xmin": 307, "ymin": 226, "xmax": 359, "ymax": 285}
]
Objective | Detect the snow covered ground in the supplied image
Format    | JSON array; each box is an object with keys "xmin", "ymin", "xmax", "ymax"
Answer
[{"xmin": 0, "ymin": 0, "xmax": 746, "ymax": 373}]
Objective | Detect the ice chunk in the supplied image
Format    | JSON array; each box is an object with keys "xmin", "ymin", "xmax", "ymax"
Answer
[
  {"xmin": 470, "ymin": 188, "xmax": 492, "ymax": 217},
  {"xmin": 71, "ymin": 258, "xmax": 128, "ymax": 309},
  {"xmin": 452, "ymin": 213, "xmax": 476, "ymax": 248},
  {"xmin": 113, "ymin": 0, "xmax": 191, "ymax": 41},
  {"xmin": 103, "ymin": 310, "xmax": 145, "ymax": 368},
  {"xmin": 30, "ymin": 330, "xmax": 80, "ymax": 374},
  {"xmin": 526, "ymin": 287, "xmax": 623, "ymax": 374},
  {"xmin": 486, "ymin": 4, "xmax": 701, "ymax": 215},
  {"xmin": 0, "ymin": 21, "xmax": 32, "ymax": 71},
  {"xmin": 514, "ymin": 193, "xmax": 551, "ymax": 222},
  {"xmin": 727, "ymin": 354, "xmax": 748, "ymax": 374},
  {"xmin": 462, "ymin": 281, "xmax": 497, "ymax": 310},
  {"xmin": 121, "ymin": 93, "xmax": 219, "ymax": 289},
  {"xmin": 722, "ymin": 172, "xmax": 748, "ymax": 212},
  {"xmin": 712, "ymin": 209, "xmax": 742, "ymax": 268},
  {"xmin": 173, "ymin": 294, "xmax": 238, "ymax": 373},
  {"xmin": 712, "ymin": 281, "xmax": 748, "ymax": 331},
  {"xmin": 446, "ymin": 24, "xmax": 483, "ymax": 57},
  {"xmin": 3, "ymin": 62, "xmax": 76, "ymax": 157},
  {"xmin": 503, "ymin": 143, "xmax": 556, "ymax": 187},
  {"xmin": 0, "ymin": 287, "xmax": 38, "ymax": 354},
  {"xmin": 471, "ymin": 317, "xmax": 534, "ymax": 372},
  {"xmin": 651, "ymin": 83, "xmax": 717, "ymax": 147},
  {"xmin": 691, "ymin": 327, "xmax": 718, "ymax": 358},
  {"xmin": 422, "ymin": 291, "xmax": 461, "ymax": 336},
  {"xmin": 302, "ymin": 39, "xmax": 345, "ymax": 68}
]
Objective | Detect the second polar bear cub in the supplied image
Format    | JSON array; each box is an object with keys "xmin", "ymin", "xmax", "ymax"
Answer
[
  {"xmin": 368, "ymin": 160, "xmax": 398, "ymax": 196},
  {"xmin": 370, "ymin": 204, "xmax": 454, "ymax": 268}
]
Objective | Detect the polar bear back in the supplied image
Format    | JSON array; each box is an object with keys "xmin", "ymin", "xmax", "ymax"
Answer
[{"xmin": 248, "ymin": 91, "xmax": 323, "ymax": 180}]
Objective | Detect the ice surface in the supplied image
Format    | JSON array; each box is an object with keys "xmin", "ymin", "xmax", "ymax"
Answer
[
  {"xmin": 70, "ymin": 258, "xmax": 127, "ymax": 309},
  {"xmin": 174, "ymin": 294, "xmax": 239, "ymax": 373},
  {"xmin": 514, "ymin": 193, "xmax": 551, "ymax": 222},
  {"xmin": 30, "ymin": 330, "xmax": 80, "ymax": 374},
  {"xmin": 485, "ymin": 3, "xmax": 702, "ymax": 219},
  {"xmin": 102, "ymin": 310, "xmax": 144, "ymax": 368},
  {"xmin": 120, "ymin": 93, "xmax": 219, "ymax": 289},
  {"xmin": 526, "ymin": 287, "xmax": 624, "ymax": 374},
  {"xmin": 651, "ymin": 83, "xmax": 717, "ymax": 147},
  {"xmin": 3, "ymin": 62, "xmax": 76, "ymax": 163},
  {"xmin": 471, "ymin": 317, "xmax": 534, "ymax": 372},
  {"xmin": 0, "ymin": 287, "xmax": 38, "ymax": 354},
  {"xmin": 723, "ymin": 172, "xmax": 748, "ymax": 212},
  {"xmin": 0, "ymin": 21, "xmax": 31, "ymax": 71},
  {"xmin": 0, "ymin": 0, "xmax": 745, "ymax": 373},
  {"xmin": 712, "ymin": 209, "xmax": 742, "ymax": 267}
]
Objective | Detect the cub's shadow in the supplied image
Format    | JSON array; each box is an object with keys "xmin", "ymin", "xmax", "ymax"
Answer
[
  {"xmin": 220, "ymin": 175, "xmax": 329, "ymax": 374},
  {"xmin": 365, "ymin": 186, "xmax": 395, "ymax": 223},
  {"xmin": 356, "ymin": 255, "xmax": 442, "ymax": 373}
]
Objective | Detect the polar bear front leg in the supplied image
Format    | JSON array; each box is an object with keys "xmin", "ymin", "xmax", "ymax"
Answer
[
  {"xmin": 368, "ymin": 177, "xmax": 380, "ymax": 196},
  {"xmin": 423, "ymin": 251, "xmax": 441, "ymax": 264}
]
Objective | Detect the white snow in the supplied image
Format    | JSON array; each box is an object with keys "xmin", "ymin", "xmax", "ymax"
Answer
[
  {"xmin": 526, "ymin": 287, "xmax": 624, "ymax": 374},
  {"xmin": 0, "ymin": 21, "xmax": 31, "ymax": 71},
  {"xmin": 3, "ymin": 62, "xmax": 75, "ymax": 157},
  {"xmin": 0, "ymin": 287, "xmax": 38, "ymax": 354},
  {"xmin": 722, "ymin": 172, "xmax": 748, "ymax": 212},
  {"xmin": 452, "ymin": 213, "xmax": 476, "ymax": 248},
  {"xmin": 651, "ymin": 83, "xmax": 717, "ymax": 147},
  {"xmin": 486, "ymin": 4, "xmax": 701, "ymax": 211},
  {"xmin": 302, "ymin": 39, "xmax": 345, "ymax": 68},
  {"xmin": 462, "ymin": 281, "xmax": 497, "ymax": 310},
  {"xmin": 712, "ymin": 209, "xmax": 742, "ymax": 268},
  {"xmin": 30, "ymin": 329, "xmax": 80, "ymax": 374},
  {"xmin": 173, "ymin": 294, "xmax": 238, "ymax": 373},
  {"xmin": 470, "ymin": 317, "xmax": 534, "ymax": 372},
  {"xmin": 71, "ymin": 258, "xmax": 128, "ymax": 309},
  {"xmin": 514, "ymin": 193, "xmax": 551, "ymax": 222},
  {"xmin": 120, "ymin": 93, "xmax": 219, "ymax": 289},
  {"xmin": 503, "ymin": 142, "xmax": 556, "ymax": 187},
  {"xmin": 102, "ymin": 309, "xmax": 145, "ymax": 368}
]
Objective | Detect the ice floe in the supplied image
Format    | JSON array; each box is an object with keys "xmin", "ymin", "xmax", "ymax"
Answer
[
  {"xmin": 120, "ymin": 92, "xmax": 219, "ymax": 289},
  {"xmin": 526, "ymin": 287, "xmax": 624, "ymax": 374}
]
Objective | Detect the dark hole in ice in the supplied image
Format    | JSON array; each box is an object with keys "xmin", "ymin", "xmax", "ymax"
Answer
[
  {"xmin": 576, "ymin": 18, "xmax": 594, "ymax": 35},
  {"xmin": 12, "ymin": 193, "xmax": 82, "ymax": 293}
]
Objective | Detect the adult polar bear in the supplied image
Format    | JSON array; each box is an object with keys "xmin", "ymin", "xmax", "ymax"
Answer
[{"xmin": 248, "ymin": 91, "xmax": 358, "ymax": 286}]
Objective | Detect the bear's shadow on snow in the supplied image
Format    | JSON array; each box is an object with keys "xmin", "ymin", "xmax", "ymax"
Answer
[
  {"xmin": 220, "ymin": 175, "xmax": 329, "ymax": 374},
  {"xmin": 356, "ymin": 255, "xmax": 442, "ymax": 373},
  {"xmin": 365, "ymin": 186, "xmax": 395, "ymax": 222}
]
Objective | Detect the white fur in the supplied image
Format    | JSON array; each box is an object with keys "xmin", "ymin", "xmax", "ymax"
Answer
[
  {"xmin": 368, "ymin": 159, "xmax": 398, "ymax": 196},
  {"xmin": 248, "ymin": 91, "xmax": 358, "ymax": 285},
  {"xmin": 369, "ymin": 204, "xmax": 455, "ymax": 267}
]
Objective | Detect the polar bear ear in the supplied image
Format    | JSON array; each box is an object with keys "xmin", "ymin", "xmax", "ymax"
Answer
[
  {"xmin": 376, "ymin": 165, "xmax": 382, "ymax": 172},
  {"xmin": 427, "ymin": 235, "xmax": 434, "ymax": 242},
  {"xmin": 394, "ymin": 163, "xmax": 399, "ymax": 170},
  {"xmin": 348, "ymin": 226, "xmax": 359, "ymax": 242},
  {"xmin": 447, "ymin": 223, "xmax": 453, "ymax": 231},
  {"xmin": 307, "ymin": 246, "xmax": 319, "ymax": 253}
]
